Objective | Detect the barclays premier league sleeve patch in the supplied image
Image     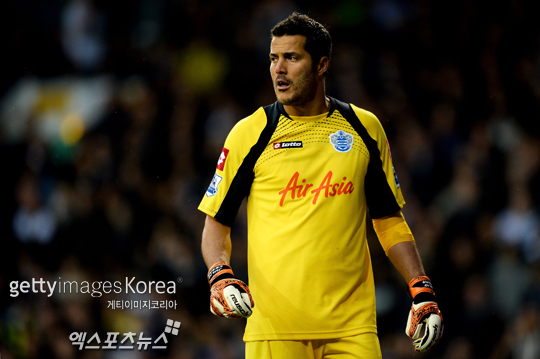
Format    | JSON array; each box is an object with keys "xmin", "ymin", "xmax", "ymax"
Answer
[
  {"xmin": 392, "ymin": 165, "xmax": 400, "ymax": 189},
  {"xmin": 206, "ymin": 173, "xmax": 223, "ymax": 197},
  {"xmin": 387, "ymin": 140, "xmax": 400, "ymax": 189}
]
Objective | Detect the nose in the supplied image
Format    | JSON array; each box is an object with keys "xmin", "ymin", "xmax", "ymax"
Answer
[{"xmin": 274, "ymin": 58, "xmax": 286, "ymax": 74}]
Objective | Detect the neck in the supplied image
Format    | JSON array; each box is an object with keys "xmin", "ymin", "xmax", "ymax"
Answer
[{"xmin": 283, "ymin": 87, "xmax": 330, "ymax": 117}]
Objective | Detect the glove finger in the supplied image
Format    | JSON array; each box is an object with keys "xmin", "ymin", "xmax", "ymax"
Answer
[
  {"xmin": 414, "ymin": 314, "xmax": 442, "ymax": 352},
  {"xmin": 223, "ymin": 285, "xmax": 253, "ymax": 318},
  {"xmin": 405, "ymin": 310, "xmax": 413, "ymax": 337},
  {"xmin": 211, "ymin": 298, "xmax": 229, "ymax": 318},
  {"xmin": 406, "ymin": 309, "xmax": 425, "ymax": 340},
  {"xmin": 412, "ymin": 321, "xmax": 424, "ymax": 340},
  {"xmin": 210, "ymin": 303, "xmax": 223, "ymax": 317},
  {"xmin": 241, "ymin": 292, "xmax": 254, "ymax": 309}
]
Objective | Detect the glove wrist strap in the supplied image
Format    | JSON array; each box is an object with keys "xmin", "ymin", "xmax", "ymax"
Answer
[
  {"xmin": 208, "ymin": 261, "xmax": 235, "ymax": 286},
  {"xmin": 408, "ymin": 276, "xmax": 436, "ymax": 304}
]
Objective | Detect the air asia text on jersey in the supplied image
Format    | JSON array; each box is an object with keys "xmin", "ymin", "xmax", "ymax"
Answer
[{"xmin": 278, "ymin": 171, "xmax": 354, "ymax": 206}]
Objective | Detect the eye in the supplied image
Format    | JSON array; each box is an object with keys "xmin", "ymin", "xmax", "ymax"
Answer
[{"xmin": 287, "ymin": 55, "xmax": 297, "ymax": 61}]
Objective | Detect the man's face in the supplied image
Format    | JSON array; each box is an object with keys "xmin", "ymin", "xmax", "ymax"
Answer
[{"xmin": 269, "ymin": 35, "xmax": 318, "ymax": 107}]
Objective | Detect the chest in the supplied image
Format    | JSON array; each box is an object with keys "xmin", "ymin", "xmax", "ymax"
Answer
[{"xmin": 252, "ymin": 118, "xmax": 371, "ymax": 206}]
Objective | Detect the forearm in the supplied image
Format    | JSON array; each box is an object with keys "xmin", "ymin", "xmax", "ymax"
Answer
[
  {"xmin": 201, "ymin": 215, "xmax": 232, "ymax": 267},
  {"xmin": 386, "ymin": 241, "xmax": 426, "ymax": 283},
  {"xmin": 372, "ymin": 210, "xmax": 425, "ymax": 283},
  {"xmin": 202, "ymin": 215, "xmax": 254, "ymax": 318},
  {"xmin": 395, "ymin": 241, "xmax": 443, "ymax": 352}
]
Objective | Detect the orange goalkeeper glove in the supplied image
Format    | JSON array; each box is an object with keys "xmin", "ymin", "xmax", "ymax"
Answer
[
  {"xmin": 207, "ymin": 261, "xmax": 254, "ymax": 319},
  {"xmin": 405, "ymin": 276, "xmax": 444, "ymax": 352}
]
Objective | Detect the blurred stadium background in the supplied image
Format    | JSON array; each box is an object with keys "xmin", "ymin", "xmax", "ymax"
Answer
[{"xmin": 1, "ymin": 0, "xmax": 540, "ymax": 358}]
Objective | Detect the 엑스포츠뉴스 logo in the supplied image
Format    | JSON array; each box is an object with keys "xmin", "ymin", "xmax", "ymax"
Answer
[{"xmin": 329, "ymin": 130, "xmax": 353, "ymax": 152}]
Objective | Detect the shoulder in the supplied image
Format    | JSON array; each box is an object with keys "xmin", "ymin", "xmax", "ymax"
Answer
[
  {"xmin": 349, "ymin": 105, "xmax": 381, "ymax": 129},
  {"xmin": 349, "ymin": 104, "xmax": 386, "ymax": 140},
  {"xmin": 228, "ymin": 106, "xmax": 266, "ymax": 134},
  {"xmin": 330, "ymin": 97, "xmax": 382, "ymax": 132},
  {"xmin": 224, "ymin": 106, "xmax": 270, "ymax": 149}
]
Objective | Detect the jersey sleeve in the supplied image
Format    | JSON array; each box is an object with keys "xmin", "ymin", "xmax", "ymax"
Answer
[
  {"xmin": 351, "ymin": 105, "xmax": 405, "ymax": 218},
  {"xmin": 198, "ymin": 107, "xmax": 269, "ymax": 226},
  {"xmin": 372, "ymin": 211, "xmax": 415, "ymax": 255}
]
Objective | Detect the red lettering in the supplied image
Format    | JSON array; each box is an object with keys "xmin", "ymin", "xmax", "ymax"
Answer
[
  {"xmin": 278, "ymin": 171, "xmax": 354, "ymax": 206},
  {"xmin": 336, "ymin": 177, "xmax": 348, "ymax": 195},
  {"xmin": 297, "ymin": 179, "xmax": 307, "ymax": 198},
  {"xmin": 311, "ymin": 171, "xmax": 333, "ymax": 205},
  {"xmin": 301, "ymin": 183, "xmax": 314, "ymax": 197},
  {"xmin": 278, "ymin": 172, "xmax": 301, "ymax": 206},
  {"xmin": 330, "ymin": 183, "xmax": 338, "ymax": 196}
]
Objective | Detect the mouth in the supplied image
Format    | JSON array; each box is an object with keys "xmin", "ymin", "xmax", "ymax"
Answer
[{"xmin": 276, "ymin": 78, "xmax": 291, "ymax": 91}]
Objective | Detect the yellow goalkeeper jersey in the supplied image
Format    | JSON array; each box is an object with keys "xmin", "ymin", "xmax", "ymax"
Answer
[{"xmin": 199, "ymin": 97, "xmax": 405, "ymax": 341}]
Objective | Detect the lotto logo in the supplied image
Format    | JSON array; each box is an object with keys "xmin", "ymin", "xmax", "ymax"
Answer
[
  {"xmin": 273, "ymin": 141, "xmax": 303, "ymax": 149},
  {"xmin": 216, "ymin": 148, "xmax": 229, "ymax": 171}
]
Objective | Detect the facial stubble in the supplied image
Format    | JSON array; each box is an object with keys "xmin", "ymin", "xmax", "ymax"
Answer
[{"xmin": 276, "ymin": 68, "xmax": 318, "ymax": 107}]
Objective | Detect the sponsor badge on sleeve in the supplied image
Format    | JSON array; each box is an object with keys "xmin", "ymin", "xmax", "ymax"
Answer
[
  {"xmin": 216, "ymin": 148, "xmax": 229, "ymax": 171},
  {"xmin": 206, "ymin": 174, "xmax": 223, "ymax": 197}
]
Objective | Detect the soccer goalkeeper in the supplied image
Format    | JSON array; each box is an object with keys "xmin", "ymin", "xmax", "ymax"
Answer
[{"xmin": 199, "ymin": 12, "xmax": 443, "ymax": 358}]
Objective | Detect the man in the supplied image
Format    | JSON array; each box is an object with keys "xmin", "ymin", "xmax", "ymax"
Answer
[{"xmin": 199, "ymin": 12, "xmax": 443, "ymax": 358}]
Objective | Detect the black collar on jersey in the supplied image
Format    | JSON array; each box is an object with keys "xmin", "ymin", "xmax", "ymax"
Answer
[{"xmin": 275, "ymin": 96, "xmax": 339, "ymax": 120}]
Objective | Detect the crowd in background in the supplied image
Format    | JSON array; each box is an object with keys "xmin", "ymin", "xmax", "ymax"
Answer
[{"xmin": 1, "ymin": 0, "xmax": 540, "ymax": 358}]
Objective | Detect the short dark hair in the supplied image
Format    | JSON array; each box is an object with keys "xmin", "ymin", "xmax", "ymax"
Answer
[{"xmin": 271, "ymin": 12, "xmax": 332, "ymax": 76}]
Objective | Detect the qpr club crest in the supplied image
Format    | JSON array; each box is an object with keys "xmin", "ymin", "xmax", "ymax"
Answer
[{"xmin": 329, "ymin": 130, "xmax": 354, "ymax": 153}]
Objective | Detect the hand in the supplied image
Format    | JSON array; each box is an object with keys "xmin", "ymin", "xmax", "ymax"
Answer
[
  {"xmin": 208, "ymin": 261, "xmax": 254, "ymax": 318},
  {"xmin": 405, "ymin": 276, "xmax": 444, "ymax": 352}
]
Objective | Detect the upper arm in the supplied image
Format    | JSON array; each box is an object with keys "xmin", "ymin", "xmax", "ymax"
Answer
[
  {"xmin": 349, "ymin": 105, "xmax": 405, "ymax": 218},
  {"xmin": 198, "ymin": 109, "xmax": 268, "ymax": 225},
  {"xmin": 372, "ymin": 210, "xmax": 415, "ymax": 255}
]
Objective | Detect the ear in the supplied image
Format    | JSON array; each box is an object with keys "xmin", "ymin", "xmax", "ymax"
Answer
[{"xmin": 317, "ymin": 57, "xmax": 329, "ymax": 77}]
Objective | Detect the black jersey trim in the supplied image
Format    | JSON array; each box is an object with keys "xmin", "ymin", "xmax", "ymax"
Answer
[
  {"xmin": 329, "ymin": 97, "xmax": 401, "ymax": 219},
  {"xmin": 214, "ymin": 103, "xmax": 281, "ymax": 226}
]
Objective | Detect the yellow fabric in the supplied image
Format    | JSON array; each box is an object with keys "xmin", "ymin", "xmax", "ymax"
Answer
[
  {"xmin": 198, "ymin": 107, "xmax": 268, "ymax": 217},
  {"xmin": 289, "ymin": 112, "xmax": 329, "ymax": 122},
  {"xmin": 372, "ymin": 212, "xmax": 415, "ymax": 255},
  {"xmin": 199, "ymin": 102, "xmax": 404, "ymax": 341},
  {"xmin": 245, "ymin": 333, "xmax": 382, "ymax": 359}
]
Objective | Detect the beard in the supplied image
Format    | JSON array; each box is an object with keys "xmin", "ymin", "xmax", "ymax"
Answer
[{"xmin": 275, "ymin": 69, "xmax": 318, "ymax": 107}]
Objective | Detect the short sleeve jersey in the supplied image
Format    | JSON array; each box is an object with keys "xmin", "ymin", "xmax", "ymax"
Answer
[{"xmin": 199, "ymin": 97, "xmax": 405, "ymax": 341}]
